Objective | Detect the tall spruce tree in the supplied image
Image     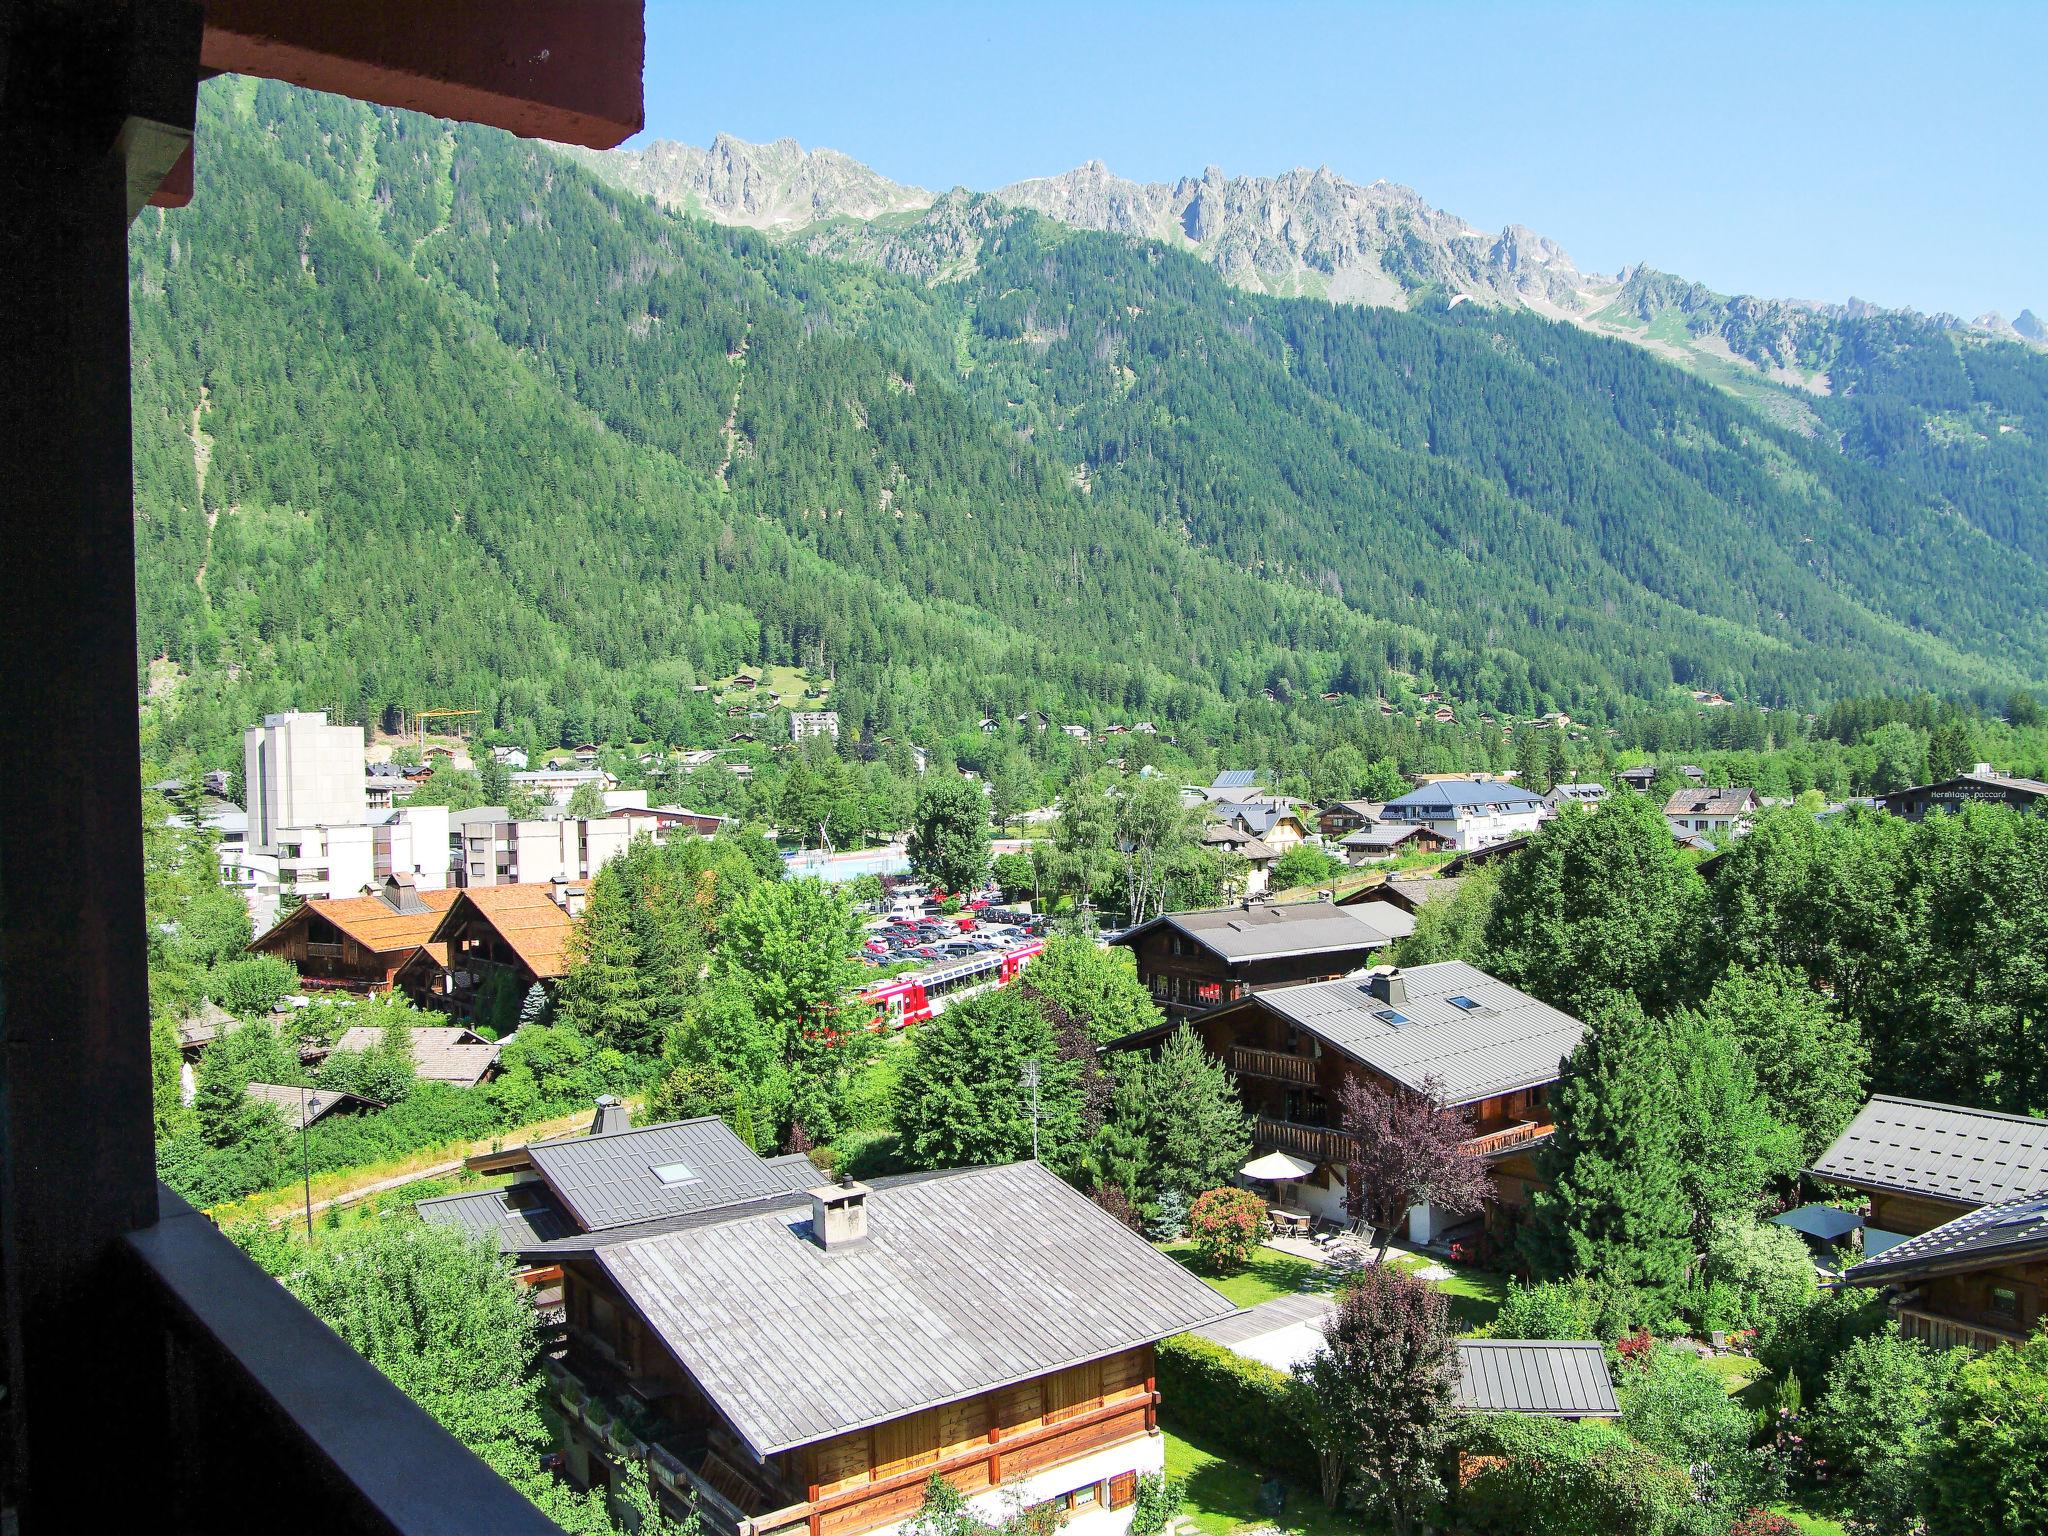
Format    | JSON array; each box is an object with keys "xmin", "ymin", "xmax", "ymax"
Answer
[
  {"xmin": 1522, "ymin": 996, "xmax": 1694, "ymax": 1294},
  {"xmin": 1108, "ymin": 1025, "xmax": 1253, "ymax": 1202}
]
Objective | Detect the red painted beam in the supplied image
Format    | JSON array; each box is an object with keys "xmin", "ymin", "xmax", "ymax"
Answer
[
  {"xmin": 148, "ymin": 142, "xmax": 195, "ymax": 208},
  {"xmin": 199, "ymin": 0, "xmax": 645, "ymax": 148}
]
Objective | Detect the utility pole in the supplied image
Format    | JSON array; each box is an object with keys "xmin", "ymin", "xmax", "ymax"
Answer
[
  {"xmin": 1020, "ymin": 1059, "xmax": 1041, "ymax": 1162},
  {"xmin": 299, "ymin": 1085, "xmax": 324, "ymax": 1239}
]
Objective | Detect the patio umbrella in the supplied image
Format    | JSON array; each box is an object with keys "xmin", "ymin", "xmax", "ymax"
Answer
[{"xmin": 1242, "ymin": 1151, "xmax": 1317, "ymax": 1181}]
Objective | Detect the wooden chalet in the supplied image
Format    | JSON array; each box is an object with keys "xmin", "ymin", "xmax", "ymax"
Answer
[
  {"xmin": 1115, "ymin": 962, "xmax": 1585, "ymax": 1244},
  {"xmin": 330, "ymin": 1024, "xmax": 501, "ymax": 1088},
  {"xmin": 243, "ymin": 1081, "xmax": 382, "ymax": 1130},
  {"xmin": 1336, "ymin": 876, "xmax": 1467, "ymax": 919},
  {"xmin": 247, "ymin": 874, "xmax": 458, "ymax": 992},
  {"xmin": 1809, "ymin": 1095, "xmax": 2048, "ymax": 1249},
  {"xmin": 397, "ymin": 884, "xmax": 575, "ymax": 1021},
  {"xmin": 1844, "ymin": 1187, "xmax": 2048, "ymax": 1354},
  {"xmin": 1316, "ymin": 800, "xmax": 1384, "ymax": 838},
  {"xmin": 422, "ymin": 1122, "xmax": 1228, "ymax": 1536},
  {"xmin": 1877, "ymin": 766, "xmax": 2048, "ymax": 822},
  {"xmin": 1337, "ymin": 824, "xmax": 1452, "ymax": 863},
  {"xmin": 1109, "ymin": 898, "xmax": 1413, "ymax": 1019}
]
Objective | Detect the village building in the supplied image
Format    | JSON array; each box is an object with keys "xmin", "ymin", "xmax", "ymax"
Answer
[
  {"xmin": 1615, "ymin": 765, "xmax": 1657, "ymax": 794},
  {"xmin": 327, "ymin": 1024, "xmax": 502, "ymax": 1088},
  {"xmin": 1113, "ymin": 962, "xmax": 1583, "ymax": 1243},
  {"xmin": 1336, "ymin": 876, "xmax": 1467, "ymax": 919},
  {"xmin": 1661, "ymin": 786, "xmax": 1759, "ymax": 838},
  {"xmin": 1199, "ymin": 823, "xmax": 1278, "ymax": 897},
  {"xmin": 1842, "ymin": 1186, "xmax": 2048, "ymax": 1354},
  {"xmin": 1877, "ymin": 764, "xmax": 2048, "ymax": 821},
  {"xmin": 1110, "ymin": 898, "xmax": 1413, "ymax": 1019},
  {"xmin": 1540, "ymin": 783, "xmax": 1607, "ymax": 813},
  {"xmin": 396, "ymin": 884, "xmax": 576, "ymax": 1021},
  {"xmin": 1336, "ymin": 824, "xmax": 1453, "ymax": 864},
  {"xmin": 449, "ymin": 808, "xmax": 633, "ymax": 889},
  {"xmin": 510, "ymin": 766, "xmax": 619, "ymax": 805},
  {"xmin": 422, "ymin": 1115, "xmax": 1229, "ymax": 1536},
  {"xmin": 1378, "ymin": 779, "xmax": 1547, "ymax": 851},
  {"xmin": 243, "ymin": 1081, "xmax": 382, "ymax": 1129},
  {"xmin": 790, "ymin": 710, "xmax": 841, "ymax": 743},
  {"xmin": 247, "ymin": 874, "xmax": 460, "ymax": 992},
  {"xmin": 1218, "ymin": 800, "xmax": 1310, "ymax": 854},
  {"xmin": 1317, "ymin": 800, "xmax": 1385, "ymax": 838},
  {"xmin": 1809, "ymin": 1095, "xmax": 2048, "ymax": 1252}
]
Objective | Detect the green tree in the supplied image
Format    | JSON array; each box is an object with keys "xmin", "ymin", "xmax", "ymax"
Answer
[
  {"xmin": 1273, "ymin": 843, "xmax": 1343, "ymax": 890},
  {"xmin": 1523, "ymin": 998, "xmax": 1693, "ymax": 1295},
  {"xmin": 1813, "ymin": 1327, "xmax": 1964, "ymax": 1536},
  {"xmin": 1618, "ymin": 1345, "xmax": 1765, "ymax": 1516},
  {"xmin": 1482, "ymin": 792, "xmax": 1706, "ymax": 1017},
  {"xmin": 1663, "ymin": 1006, "xmax": 1800, "ymax": 1242},
  {"xmin": 1107, "ymin": 1025, "xmax": 1252, "ymax": 1202},
  {"xmin": 907, "ymin": 776, "xmax": 991, "ymax": 895},
  {"xmin": 1393, "ymin": 866, "xmax": 1499, "ymax": 966},
  {"xmin": 1699, "ymin": 1217, "xmax": 1816, "ymax": 1334},
  {"xmin": 1928, "ymin": 1329, "xmax": 2048, "ymax": 1536},
  {"xmin": 1022, "ymin": 934, "xmax": 1162, "ymax": 1044},
  {"xmin": 565, "ymin": 779, "xmax": 608, "ymax": 818},
  {"xmin": 1676, "ymin": 963, "xmax": 1866, "ymax": 1164},
  {"xmin": 208, "ymin": 953, "xmax": 300, "ymax": 1016},
  {"xmin": 893, "ymin": 987, "xmax": 1090, "ymax": 1175}
]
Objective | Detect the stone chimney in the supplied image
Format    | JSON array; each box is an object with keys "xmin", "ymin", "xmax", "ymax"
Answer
[
  {"xmin": 809, "ymin": 1177, "xmax": 871, "ymax": 1251},
  {"xmin": 1367, "ymin": 969, "xmax": 1408, "ymax": 1006},
  {"xmin": 589, "ymin": 1094, "xmax": 632, "ymax": 1137}
]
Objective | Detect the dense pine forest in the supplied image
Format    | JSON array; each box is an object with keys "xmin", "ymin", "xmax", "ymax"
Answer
[{"xmin": 130, "ymin": 81, "xmax": 2048, "ymax": 765}]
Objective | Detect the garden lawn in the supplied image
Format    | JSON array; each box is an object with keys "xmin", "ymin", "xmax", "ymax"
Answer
[
  {"xmin": 1165, "ymin": 1427, "xmax": 1380, "ymax": 1536},
  {"xmin": 1159, "ymin": 1243, "xmax": 1506, "ymax": 1330},
  {"xmin": 1770, "ymin": 1502, "xmax": 1847, "ymax": 1536}
]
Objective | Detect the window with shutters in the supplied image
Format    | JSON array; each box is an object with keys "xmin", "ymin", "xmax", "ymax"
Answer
[{"xmin": 1108, "ymin": 1472, "xmax": 1137, "ymax": 1510}]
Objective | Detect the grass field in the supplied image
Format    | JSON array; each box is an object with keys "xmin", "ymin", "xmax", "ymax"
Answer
[
  {"xmin": 1159, "ymin": 1242, "xmax": 1506, "ymax": 1332},
  {"xmin": 1165, "ymin": 1428, "xmax": 1376, "ymax": 1536}
]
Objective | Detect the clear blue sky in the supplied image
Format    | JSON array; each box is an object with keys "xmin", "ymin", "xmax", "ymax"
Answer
[{"xmin": 639, "ymin": 1, "xmax": 2042, "ymax": 319}]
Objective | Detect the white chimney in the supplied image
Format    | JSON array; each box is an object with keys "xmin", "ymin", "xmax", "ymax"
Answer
[{"xmin": 809, "ymin": 1178, "xmax": 871, "ymax": 1250}]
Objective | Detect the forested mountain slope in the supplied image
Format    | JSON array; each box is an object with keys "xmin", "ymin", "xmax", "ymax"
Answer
[{"xmin": 130, "ymin": 83, "xmax": 2048, "ymax": 762}]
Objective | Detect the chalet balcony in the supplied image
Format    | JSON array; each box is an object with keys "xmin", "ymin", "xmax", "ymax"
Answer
[
  {"xmin": 1896, "ymin": 1304, "xmax": 2031, "ymax": 1355},
  {"xmin": 1460, "ymin": 1120, "xmax": 1554, "ymax": 1159},
  {"xmin": 1255, "ymin": 1116, "xmax": 1355, "ymax": 1165},
  {"xmin": 1230, "ymin": 1045, "xmax": 1318, "ymax": 1086}
]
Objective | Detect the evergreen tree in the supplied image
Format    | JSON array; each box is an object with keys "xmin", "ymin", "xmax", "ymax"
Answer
[
  {"xmin": 1523, "ymin": 997, "xmax": 1694, "ymax": 1295},
  {"xmin": 894, "ymin": 987, "xmax": 1090, "ymax": 1176},
  {"xmin": 1108, "ymin": 1026, "xmax": 1253, "ymax": 1202},
  {"xmin": 1677, "ymin": 963, "xmax": 1866, "ymax": 1164},
  {"xmin": 1663, "ymin": 1008, "xmax": 1800, "ymax": 1242}
]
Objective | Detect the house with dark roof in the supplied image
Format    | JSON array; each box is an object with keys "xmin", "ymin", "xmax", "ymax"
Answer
[
  {"xmin": 1616, "ymin": 765, "xmax": 1657, "ymax": 794},
  {"xmin": 424, "ymin": 1110, "xmax": 1230, "ymax": 1536},
  {"xmin": 1199, "ymin": 823, "xmax": 1278, "ymax": 897},
  {"xmin": 1219, "ymin": 799, "xmax": 1310, "ymax": 853},
  {"xmin": 395, "ymin": 882, "xmax": 577, "ymax": 1021},
  {"xmin": 1112, "ymin": 961, "xmax": 1584, "ymax": 1242},
  {"xmin": 1541, "ymin": 782, "xmax": 1607, "ymax": 813},
  {"xmin": 1809, "ymin": 1095, "xmax": 2048, "ymax": 1250},
  {"xmin": 1843, "ymin": 1186, "xmax": 2048, "ymax": 1354},
  {"xmin": 1379, "ymin": 779, "xmax": 1546, "ymax": 851},
  {"xmin": 1108, "ymin": 898, "xmax": 1413, "ymax": 1019},
  {"xmin": 1316, "ymin": 800, "xmax": 1385, "ymax": 839},
  {"xmin": 243, "ymin": 1081, "xmax": 382, "ymax": 1129},
  {"xmin": 1877, "ymin": 765, "xmax": 2048, "ymax": 822},
  {"xmin": 247, "ymin": 874, "xmax": 460, "ymax": 992}
]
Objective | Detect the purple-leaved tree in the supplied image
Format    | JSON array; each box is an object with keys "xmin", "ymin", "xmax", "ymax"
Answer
[{"xmin": 1339, "ymin": 1073, "xmax": 1494, "ymax": 1262}]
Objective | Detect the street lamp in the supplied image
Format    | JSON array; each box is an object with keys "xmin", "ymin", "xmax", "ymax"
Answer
[
  {"xmin": 1019, "ymin": 1059, "xmax": 1041, "ymax": 1162},
  {"xmin": 298, "ymin": 1085, "xmax": 324, "ymax": 1239}
]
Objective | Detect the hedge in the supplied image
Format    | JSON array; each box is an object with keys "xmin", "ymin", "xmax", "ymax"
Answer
[{"xmin": 1155, "ymin": 1334, "xmax": 1317, "ymax": 1479}]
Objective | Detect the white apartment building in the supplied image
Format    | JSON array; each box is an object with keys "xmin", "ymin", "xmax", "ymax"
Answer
[
  {"xmin": 1379, "ymin": 778, "xmax": 1548, "ymax": 850},
  {"xmin": 789, "ymin": 709, "xmax": 840, "ymax": 743},
  {"xmin": 509, "ymin": 767, "xmax": 616, "ymax": 805},
  {"xmin": 273, "ymin": 822, "xmax": 375, "ymax": 907},
  {"xmin": 448, "ymin": 810, "xmax": 633, "ymax": 888},
  {"xmin": 373, "ymin": 804, "xmax": 451, "ymax": 890},
  {"xmin": 244, "ymin": 711, "xmax": 366, "ymax": 850}
]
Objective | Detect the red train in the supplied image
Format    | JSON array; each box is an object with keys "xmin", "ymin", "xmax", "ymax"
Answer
[{"xmin": 857, "ymin": 940, "xmax": 1044, "ymax": 1031}]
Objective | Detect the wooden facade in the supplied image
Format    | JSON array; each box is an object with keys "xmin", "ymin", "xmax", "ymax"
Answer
[
  {"xmin": 558, "ymin": 1265, "xmax": 1156, "ymax": 1536},
  {"xmin": 1120, "ymin": 925, "xmax": 1380, "ymax": 1020},
  {"xmin": 247, "ymin": 888, "xmax": 456, "ymax": 992},
  {"xmin": 1893, "ymin": 1255, "xmax": 2047, "ymax": 1353},
  {"xmin": 1192, "ymin": 1003, "xmax": 1555, "ymax": 1231}
]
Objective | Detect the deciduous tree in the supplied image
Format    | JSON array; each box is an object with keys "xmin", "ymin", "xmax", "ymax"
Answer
[{"xmin": 1337, "ymin": 1074, "xmax": 1493, "ymax": 1262}]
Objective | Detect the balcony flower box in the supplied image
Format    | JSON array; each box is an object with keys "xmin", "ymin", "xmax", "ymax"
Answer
[
  {"xmin": 581, "ymin": 1400, "xmax": 612, "ymax": 1435},
  {"xmin": 607, "ymin": 1419, "xmax": 646, "ymax": 1459},
  {"xmin": 648, "ymin": 1444, "xmax": 687, "ymax": 1490}
]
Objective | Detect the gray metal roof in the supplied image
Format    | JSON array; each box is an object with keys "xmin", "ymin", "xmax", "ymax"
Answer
[
  {"xmin": 1455, "ymin": 1340, "xmax": 1619, "ymax": 1417},
  {"xmin": 527, "ymin": 1118, "xmax": 824, "ymax": 1232},
  {"xmin": 592, "ymin": 1161, "xmax": 1235, "ymax": 1458},
  {"xmin": 1809, "ymin": 1095, "xmax": 2048, "ymax": 1207},
  {"xmin": 1119, "ymin": 900, "xmax": 1413, "ymax": 964},
  {"xmin": 1844, "ymin": 1185, "xmax": 2048, "ymax": 1285},
  {"xmin": 1211, "ymin": 770, "xmax": 1259, "ymax": 790},
  {"xmin": 1385, "ymin": 780, "xmax": 1545, "ymax": 812},
  {"xmin": 1189, "ymin": 1290, "xmax": 1327, "ymax": 1349},
  {"xmin": 1243, "ymin": 961, "xmax": 1585, "ymax": 1105},
  {"xmin": 416, "ymin": 1183, "xmax": 579, "ymax": 1249}
]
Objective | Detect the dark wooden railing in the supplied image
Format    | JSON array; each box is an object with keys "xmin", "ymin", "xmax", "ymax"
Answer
[
  {"xmin": 1896, "ymin": 1305, "xmax": 2029, "ymax": 1355},
  {"xmin": 1256, "ymin": 1116, "xmax": 1354, "ymax": 1165},
  {"xmin": 1231, "ymin": 1046, "xmax": 1318, "ymax": 1086}
]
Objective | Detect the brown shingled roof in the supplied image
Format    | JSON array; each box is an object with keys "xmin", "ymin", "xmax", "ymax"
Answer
[
  {"xmin": 430, "ymin": 885, "xmax": 576, "ymax": 980},
  {"xmin": 251, "ymin": 887, "xmax": 460, "ymax": 957}
]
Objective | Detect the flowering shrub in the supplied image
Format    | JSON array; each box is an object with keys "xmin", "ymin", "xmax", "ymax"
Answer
[
  {"xmin": 1448, "ymin": 1241, "xmax": 1471, "ymax": 1263},
  {"xmin": 1615, "ymin": 1327, "xmax": 1656, "ymax": 1370},
  {"xmin": 1729, "ymin": 1513, "xmax": 1800, "ymax": 1536},
  {"xmin": 1188, "ymin": 1186, "xmax": 1267, "ymax": 1272}
]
